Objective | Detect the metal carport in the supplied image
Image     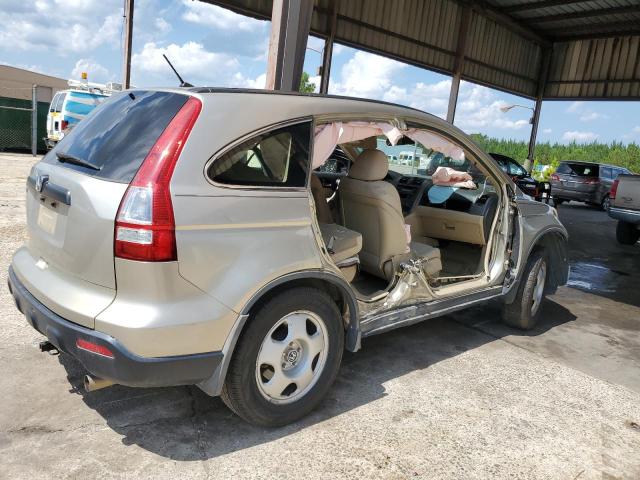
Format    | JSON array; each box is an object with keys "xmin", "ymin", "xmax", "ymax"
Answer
[{"xmin": 123, "ymin": 0, "xmax": 640, "ymax": 168}]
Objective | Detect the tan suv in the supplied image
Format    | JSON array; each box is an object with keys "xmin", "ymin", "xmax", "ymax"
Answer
[{"xmin": 8, "ymin": 89, "xmax": 569, "ymax": 426}]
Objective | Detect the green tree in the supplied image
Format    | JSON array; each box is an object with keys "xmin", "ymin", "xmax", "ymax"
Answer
[{"xmin": 299, "ymin": 72, "xmax": 316, "ymax": 93}]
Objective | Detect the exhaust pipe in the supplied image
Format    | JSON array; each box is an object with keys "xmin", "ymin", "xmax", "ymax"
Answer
[{"xmin": 84, "ymin": 375, "xmax": 114, "ymax": 392}]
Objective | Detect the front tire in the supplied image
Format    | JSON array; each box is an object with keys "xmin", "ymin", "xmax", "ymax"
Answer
[
  {"xmin": 616, "ymin": 221, "xmax": 640, "ymax": 245},
  {"xmin": 601, "ymin": 194, "xmax": 610, "ymax": 211},
  {"xmin": 503, "ymin": 250, "xmax": 548, "ymax": 330},
  {"xmin": 221, "ymin": 287, "xmax": 344, "ymax": 427}
]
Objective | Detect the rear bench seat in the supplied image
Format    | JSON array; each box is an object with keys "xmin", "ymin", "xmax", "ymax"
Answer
[{"xmin": 319, "ymin": 223, "xmax": 362, "ymax": 282}]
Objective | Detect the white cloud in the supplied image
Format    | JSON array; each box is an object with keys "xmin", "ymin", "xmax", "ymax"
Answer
[
  {"xmin": 633, "ymin": 126, "xmax": 640, "ymax": 133},
  {"xmin": 181, "ymin": 0, "xmax": 264, "ymax": 31},
  {"xmin": 562, "ymin": 130, "xmax": 599, "ymax": 142},
  {"xmin": 132, "ymin": 42, "xmax": 239, "ymax": 83},
  {"xmin": 70, "ymin": 59, "xmax": 110, "ymax": 82},
  {"xmin": 329, "ymin": 51, "xmax": 406, "ymax": 99},
  {"xmin": 579, "ymin": 111, "xmax": 608, "ymax": 122},
  {"xmin": 543, "ymin": 128, "xmax": 552, "ymax": 134},
  {"xmin": 333, "ymin": 44, "xmax": 346, "ymax": 55},
  {"xmin": 232, "ymin": 72, "xmax": 266, "ymax": 89},
  {"xmin": 566, "ymin": 101, "xmax": 584, "ymax": 113},
  {"xmin": 0, "ymin": 1, "xmax": 121, "ymax": 55},
  {"xmin": 454, "ymin": 83, "xmax": 531, "ymax": 132},
  {"xmin": 154, "ymin": 17, "xmax": 172, "ymax": 35}
]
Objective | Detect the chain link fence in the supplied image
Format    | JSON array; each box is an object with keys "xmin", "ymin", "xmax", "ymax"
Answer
[{"xmin": 0, "ymin": 85, "xmax": 49, "ymax": 154}]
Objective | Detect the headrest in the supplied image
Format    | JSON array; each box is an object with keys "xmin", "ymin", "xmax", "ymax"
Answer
[{"xmin": 348, "ymin": 149, "xmax": 389, "ymax": 181}]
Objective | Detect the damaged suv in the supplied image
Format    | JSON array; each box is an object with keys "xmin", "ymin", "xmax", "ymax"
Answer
[{"xmin": 8, "ymin": 89, "xmax": 568, "ymax": 426}]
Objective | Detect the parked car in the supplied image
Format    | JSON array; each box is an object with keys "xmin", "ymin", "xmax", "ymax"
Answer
[
  {"xmin": 550, "ymin": 161, "xmax": 630, "ymax": 210},
  {"xmin": 608, "ymin": 174, "xmax": 640, "ymax": 245},
  {"xmin": 8, "ymin": 89, "xmax": 569, "ymax": 427},
  {"xmin": 490, "ymin": 153, "xmax": 549, "ymax": 202}
]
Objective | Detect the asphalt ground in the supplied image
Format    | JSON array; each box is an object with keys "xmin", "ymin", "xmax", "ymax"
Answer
[{"xmin": 1, "ymin": 152, "xmax": 639, "ymax": 479}]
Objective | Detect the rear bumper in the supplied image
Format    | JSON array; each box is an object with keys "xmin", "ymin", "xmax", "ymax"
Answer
[
  {"xmin": 609, "ymin": 207, "xmax": 640, "ymax": 225},
  {"xmin": 7, "ymin": 266, "xmax": 223, "ymax": 388},
  {"xmin": 551, "ymin": 187, "xmax": 598, "ymax": 203}
]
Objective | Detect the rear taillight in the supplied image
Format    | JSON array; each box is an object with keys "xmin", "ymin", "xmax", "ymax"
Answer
[
  {"xmin": 61, "ymin": 120, "xmax": 68, "ymax": 130},
  {"xmin": 114, "ymin": 96, "xmax": 202, "ymax": 262},
  {"xmin": 610, "ymin": 179, "xmax": 619, "ymax": 201},
  {"xmin": 550, "ymin": 174, "xmax": 559, "ymax": 182}
]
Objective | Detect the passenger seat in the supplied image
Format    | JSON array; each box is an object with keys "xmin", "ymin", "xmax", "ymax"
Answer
[{"xmin": 340, "ymin": 149, "xmax": 442, "ymax": 281}]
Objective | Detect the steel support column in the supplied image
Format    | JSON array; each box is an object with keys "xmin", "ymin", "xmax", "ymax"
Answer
[
  {"xmin": 122, "ymin": 0, "xmax": 134, "ymax": 89},
  {"xmin": 31, "ymin": 85, "xmax": 37, "ymax": 156},
  {"xmin": 525, "ymin": 49, "xmax": 552, "ymax": 173},
  {"xmin": 320, "ymin": 0, "xmax": 339, "ymax": 94},
  {"xmin": 266, "ymin": 0, "xmax": 314, "ymax": 92},
  {"xmin": 446, "ymin": 6, "xmax": 471, "ymax": 124}
]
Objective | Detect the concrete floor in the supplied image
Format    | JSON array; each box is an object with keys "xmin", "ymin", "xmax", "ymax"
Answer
[{"xmin": 1, "ymin": 153, "xmax": 639, "ymax": 479}]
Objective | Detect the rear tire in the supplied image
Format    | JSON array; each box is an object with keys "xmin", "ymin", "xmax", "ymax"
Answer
[
  {"xmin": 616, "ymin": 221, "xmax": 640, "ymax": 245},
  {"xmin": 553, "ymin": 197, "xmax": 565, "ymax": 206},
  {"xmin": 221, "ymin": 287, "xmax": 344, "ymax": 427},
  {"xmin": 502, "ymin": 250, "xmax": 548, "ymax": 330}
]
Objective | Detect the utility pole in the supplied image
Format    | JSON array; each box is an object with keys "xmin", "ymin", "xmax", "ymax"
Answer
[{"xmin": 122, "ymin": 0, "xmax": 134, "ymax": 89}]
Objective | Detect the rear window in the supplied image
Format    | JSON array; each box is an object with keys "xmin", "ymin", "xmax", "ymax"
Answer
[
  {"xmin": 43, "ymin": 90, "xmax": 188, "ymax": 183},
  {"xmin": 557, "ymin": 162, "xmax": 599, "ymax": 177}
]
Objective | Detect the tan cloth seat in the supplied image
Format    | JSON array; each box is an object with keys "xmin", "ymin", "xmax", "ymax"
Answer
[
  {"xmin": 340, "ymin": 149, "xmax": 442, "ymax": 281},
  {"xmin": 310, "ymin": 174, "xmax": 333, "ymax": 224}
]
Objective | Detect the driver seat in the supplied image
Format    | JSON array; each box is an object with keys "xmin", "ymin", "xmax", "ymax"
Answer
[{"xmin": 340, "ymin": 149, "xmax": 442, "ymax": 281}]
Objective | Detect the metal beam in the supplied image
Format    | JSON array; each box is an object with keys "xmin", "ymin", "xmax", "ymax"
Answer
[
  {"xmin": 551, "ymin": 28, "xmax": 640, "ymax": 42},
  {"xmin": 122, "ymin": 0, "xmax": 134, "ymax": 89},
  {"xmin": 547, "ymin": 20, "xmax": 640, "ymax": 41},
  {"xmin": 265, "ymin": 0, "xmax": 314, "ymax": 92},
  {"xmin": 503, "ymin": 0, "xmax": 589, "ymax": 15},
  {"xmin": 526, "ymin": 5, "xmax": 640, "ymax": 24},
  {"xmin": 526, "ymin": 48, "xmax": 552, "ymax": 173},
  {"xmin": 462, "ymin": 0, "xmax": 551, "ymax": 46},
  {"xmin": 320, "ymin": 0, "xmax": 339, "ymax": 94},
  {"xmin": 447, "ymin": 6, "xmax": 471, "ymax": 124}
]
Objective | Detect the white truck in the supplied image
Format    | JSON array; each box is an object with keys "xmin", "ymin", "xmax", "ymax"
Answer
[{"xmin": 608, "ymin": 174, "xmax": 640, "ymax": 245}]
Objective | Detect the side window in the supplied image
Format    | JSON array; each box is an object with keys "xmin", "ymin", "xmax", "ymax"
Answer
[
  {"xmin": 49, "ymin": 94, "xmax": 59, "ymax": 113},
  {"xmin": 601, "ymin": 167, "xmax": 612, "ymax": 179},
  {"xmin": 556, "ymin": 163, "xmax": 570, "ymax": 174},
  {"xmin": 507, "ymin": 160, "xmax": 527, "ymax": 177},
  {"xmin": 55, "ymin": 93, "xmax": 67, "ymax": 113},
  {"xmin": 208, "ymin": 122, "xmax": 310, "ymax": 187}
]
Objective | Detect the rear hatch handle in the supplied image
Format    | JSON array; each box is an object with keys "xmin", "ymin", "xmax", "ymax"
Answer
[{"xmin": 27, "ymin": 174, "xmax": 71, "ymax": 206}]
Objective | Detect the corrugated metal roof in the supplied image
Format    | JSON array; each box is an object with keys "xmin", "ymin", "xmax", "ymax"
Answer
[{"xmin": 202, "ymin": 0, "xmax": 640, "ymax": 100}]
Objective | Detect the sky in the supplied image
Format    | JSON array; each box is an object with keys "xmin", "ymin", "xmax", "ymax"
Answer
[{"xmin": 1, "ymin": 0, "xmax": 639, "ymax": 145}]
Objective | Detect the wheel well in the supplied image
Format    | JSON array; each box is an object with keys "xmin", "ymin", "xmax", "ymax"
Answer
[
  {"xmin": 530, "ymin": 230, "xmax": 569, "ymax": 293},
  {"xmin": 246, "ymin": 278, "xmax": 352, "ymax": 330}
]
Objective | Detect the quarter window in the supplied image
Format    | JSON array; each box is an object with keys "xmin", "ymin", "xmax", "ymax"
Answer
[{"xmin": 208, "ymin": 122, "xmax": 311, "ymax": 187}]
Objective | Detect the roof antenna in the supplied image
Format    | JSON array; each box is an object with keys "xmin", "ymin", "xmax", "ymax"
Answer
[{"xmin": 163, "ymin": 54, "xmax": 193, "ymax": 87}]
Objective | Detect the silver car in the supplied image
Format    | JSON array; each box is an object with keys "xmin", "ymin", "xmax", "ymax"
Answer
[{"xmin": 8, "ymin": 88, "xmax": 569, "ymax": 426}]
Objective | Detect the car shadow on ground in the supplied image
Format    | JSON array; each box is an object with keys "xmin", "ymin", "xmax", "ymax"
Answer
[{"xmin": 56, "ymin": 298, "xmax": 576, "ymax": 461}]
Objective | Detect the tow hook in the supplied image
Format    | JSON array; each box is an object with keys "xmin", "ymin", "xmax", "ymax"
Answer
[{"xmin": 39, "ymin": 340, "xmax": 59, "ymax": 355}]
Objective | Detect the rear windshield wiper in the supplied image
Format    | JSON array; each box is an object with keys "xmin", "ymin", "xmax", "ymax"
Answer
[{"xmin": 56, "ymin": 151, "xmax": 102, "ymax": 171}]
